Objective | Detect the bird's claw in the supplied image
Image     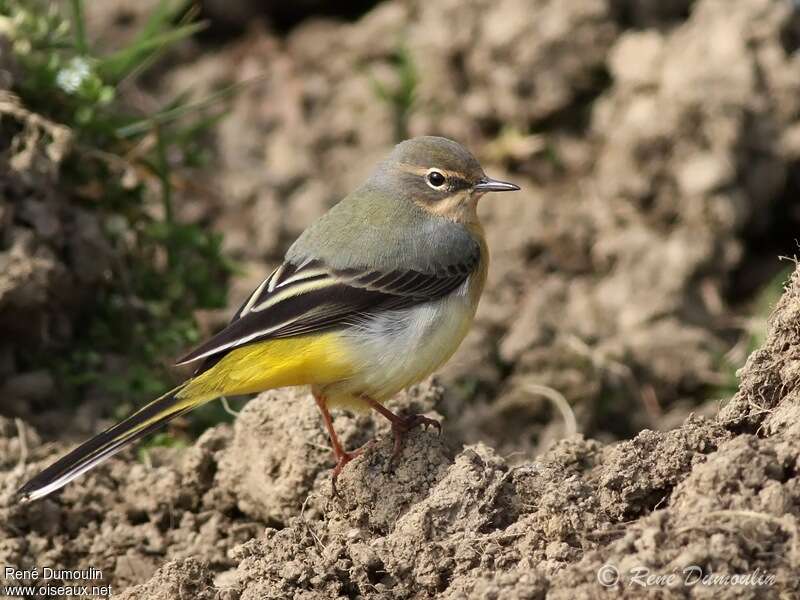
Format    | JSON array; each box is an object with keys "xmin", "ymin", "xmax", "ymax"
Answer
[
  {"xmin": 390, "ymin": 413, "xmax": 442, "ymax": 463},
  {"xmin": 329, "ymin": 440, "xmax": 374, "ymax": 497}
]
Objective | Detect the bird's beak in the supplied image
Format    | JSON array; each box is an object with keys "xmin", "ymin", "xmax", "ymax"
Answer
[{"xmin": 474, "ymin": 176, "xmax": 521, "ymax": 193}]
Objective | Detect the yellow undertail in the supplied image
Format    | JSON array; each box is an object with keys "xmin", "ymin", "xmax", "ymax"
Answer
[{"xmin": 180, "ymin": 332, "xmax": 357, "ymax": 400}]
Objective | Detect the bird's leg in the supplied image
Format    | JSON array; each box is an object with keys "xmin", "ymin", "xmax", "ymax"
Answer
[
  {"xmin": 361, "ymin": 396, "xmax": 441, "ymax": 462},
  {"xmin": 313, "ymin": 392, "xmax": 365, "ymax": 496}
]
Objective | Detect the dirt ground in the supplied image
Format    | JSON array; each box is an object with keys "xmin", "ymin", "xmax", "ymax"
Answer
[
  {"xmin": 3, "ymin": 0, "xmax": 800, "ymax": 597},
  {"xmin": 2, "ymin": 265, "xmax": 800, "ymax": 597}
]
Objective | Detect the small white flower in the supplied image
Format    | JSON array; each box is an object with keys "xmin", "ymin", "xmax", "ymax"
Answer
[{"xmin": 56, "ymin": 56, "xmax": 92, "ymax": 94}]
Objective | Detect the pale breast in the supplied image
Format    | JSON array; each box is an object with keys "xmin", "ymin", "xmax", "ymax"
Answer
[{"xmin": 325, "ymin": 277, "xmax": 480, "ymax": 404}]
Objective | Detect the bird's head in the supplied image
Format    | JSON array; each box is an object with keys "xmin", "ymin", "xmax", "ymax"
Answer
[{"xmin": 372, "ymin": 136, "xmax": 520, "ymax": 224}]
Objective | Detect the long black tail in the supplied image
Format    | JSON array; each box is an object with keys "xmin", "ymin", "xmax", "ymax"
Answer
[{"xmin": 17, "ymin": 383, "xmax": 203, "ymax": 503}]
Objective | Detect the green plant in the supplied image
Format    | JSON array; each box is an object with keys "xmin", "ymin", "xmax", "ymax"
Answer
[{"xmin": 1, "ymin": 0, "xmax": 237, "ymax": 426}]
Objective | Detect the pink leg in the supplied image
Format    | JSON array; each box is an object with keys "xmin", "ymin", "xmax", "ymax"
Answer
[{"xmin": 313, "ymin": 393, "xmax": 367, "ymax": 496}]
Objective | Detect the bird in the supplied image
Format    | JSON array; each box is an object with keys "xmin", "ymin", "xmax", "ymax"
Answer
[{"xmin": 17, "ymin": 136, "xmax": 520, "ymax": 502}]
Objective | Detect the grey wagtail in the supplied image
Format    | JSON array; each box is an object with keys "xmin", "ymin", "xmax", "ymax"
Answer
[{"xmin": 18, "ymin": 136, "xmax": 520, "ymax": 501}]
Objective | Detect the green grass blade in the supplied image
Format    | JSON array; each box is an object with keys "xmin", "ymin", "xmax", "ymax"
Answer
[
  {"xmin": 98, "ymin": 21, "xmax": 206, "ymax": 83},
  {"xmin": 115, "ymin": 76, "xmax": 261, "ymax": 138},
  {"xmin": 69, "ymin": 0, "xmax": 89, "ymax": 54}
]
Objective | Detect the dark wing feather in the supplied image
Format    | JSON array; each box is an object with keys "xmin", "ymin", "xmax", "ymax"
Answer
[{"xmin": 176, "ymin": 249, "xmax": 479, "ymax": 370}]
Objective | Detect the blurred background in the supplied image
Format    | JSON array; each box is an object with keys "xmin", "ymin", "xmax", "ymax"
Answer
[{"xmin": 1, "ymin": 0, "xmax": 799, "ymax": 459}]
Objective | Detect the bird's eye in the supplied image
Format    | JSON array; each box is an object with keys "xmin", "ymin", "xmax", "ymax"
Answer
[{"xmin": 426, "ymin": 170, "xmax": 446, "ymax": 189}]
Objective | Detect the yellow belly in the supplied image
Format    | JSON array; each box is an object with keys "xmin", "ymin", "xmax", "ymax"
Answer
[{"xmin": 180, "ymin": 332, "xmax": 357, "ymax": 399}]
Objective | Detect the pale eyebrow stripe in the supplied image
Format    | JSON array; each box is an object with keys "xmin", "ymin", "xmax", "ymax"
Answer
[{"xmin": 396, "ymin": 163, "xmax": 462, "ymax": 179}]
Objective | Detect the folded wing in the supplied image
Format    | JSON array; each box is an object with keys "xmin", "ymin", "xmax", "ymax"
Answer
[{"xmin": 176, "ymin": 251, "xmax": 479, "ymax": 370}]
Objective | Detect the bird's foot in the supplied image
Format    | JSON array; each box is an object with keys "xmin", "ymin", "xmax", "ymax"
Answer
[
  {"xmin": 390, "ymin": 413, "xmax": 442, "ymax": 463},
  {"xmin": 330, "ymin": 441, "xmax": 374, "ymax": 497},
  {"xmin": 358, "ymin": 395, "xmax": 443, "ymax": 466}
]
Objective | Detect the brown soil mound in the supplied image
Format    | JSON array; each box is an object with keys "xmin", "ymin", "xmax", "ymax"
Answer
[{"xmin": 3, "ymin": 264, "xmax": 800, "ymax": 597}]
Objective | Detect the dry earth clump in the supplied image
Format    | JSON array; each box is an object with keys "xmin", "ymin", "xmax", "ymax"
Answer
[{"xmin": 0, "ymin": 73, "xmax": 115, "ymax": 429}]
